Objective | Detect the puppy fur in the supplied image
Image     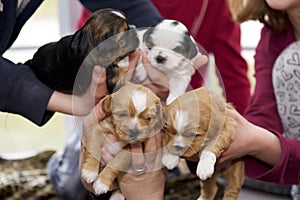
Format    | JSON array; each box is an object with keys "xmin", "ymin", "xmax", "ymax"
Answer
[
  {"xmin": 132, "ymin": 19, "xmax": 203, "ymax": 104},
  {"xmin": 161, "ymin": 87, "xmax": 244, "ymax": 200},
  {"xmin": 80, "ymin": 82, "xmax": 165, "ymax": 196},
  {"xmin": 25, "ymin": 9, "xmax": 139, "ymax": 95}
]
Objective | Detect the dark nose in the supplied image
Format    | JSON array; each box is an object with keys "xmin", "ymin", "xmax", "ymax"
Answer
[
  {"xmin": 129, "ymin": 128, "xmax": 139, "ymax": 138},
  {"xmin": 156, "ymin": 55, "xmax": 166, "ymax": 64},
  {"xmin": 174, "ymin": 145, "xmax": 185, "ymax": 152}
]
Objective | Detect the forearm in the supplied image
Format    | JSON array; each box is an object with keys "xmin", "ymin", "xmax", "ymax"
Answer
[
  {"xmin": 47, "ymin": 91, "xmax": 93, "ymax": 116},
  {"xmin": 248, "ymin": 124, "xmax": 281, "ymax": 166}
]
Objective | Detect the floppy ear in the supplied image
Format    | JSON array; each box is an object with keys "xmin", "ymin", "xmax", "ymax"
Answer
[
  {"xmin": 149, "ymin": 102, "xmax": 166, "ymax": 131},
  {"xmin": 101, "ymin": 95, "xmax": 112, "ymax": 115},
  {"xmin": 143, "ymin": 27, "xmax": 154, "ymax": 50}
]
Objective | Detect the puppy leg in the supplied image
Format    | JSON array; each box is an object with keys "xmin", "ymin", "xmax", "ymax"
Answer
[
  {"xmin": 198, "ymin": 172, "xmax": 219, "ymax": 200},
  {"xmin": 197, "ymin": 116, "xmax": 236, "ymax": 180},
  {"xmin": 223, "ymin": 160, "xmax": 244, "ymax": 200},
  {"xmin": 81, "ymin": 124, "xmax": 104, "ymax": 183},
  {"xmin": 167, "ymin": 77, "xmax": 190, "ymax": 105},
  {"xmin": 110, "ymin": 189, "xmax": 125, "ymax": 200},
  {"xmin": 161, "ymin": 147, "xmax": 180, "ymax": 170},
  {"xmin": 93, "ymin": 149, "xmax": 131, "ymax": 195}
]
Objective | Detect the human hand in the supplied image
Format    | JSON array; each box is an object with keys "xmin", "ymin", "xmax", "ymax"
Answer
[
  {"xmin": 118, "ymin": 132, "xmax": 167, "ymax": 200},
  {"xmin": 47, "ymin": 66, "xmax": 108, "ymax": 116},
  {"xmin": 127, "ymin": 49, "xmax": 169, "ymax": 101},
  {"xmin": 73, "ymin": 66, "xmax": 108, "ymax": 115},
  {"xmin": 218, "ymin": 109, "xmax": 281, "ymax": 166},
  {"xmin": 80, "ymin": 98, "xmax": 167, "ymax": 199}
]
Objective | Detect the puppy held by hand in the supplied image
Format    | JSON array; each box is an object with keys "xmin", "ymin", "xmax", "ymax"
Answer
[
  {"xmin": 132, "ymin": 19, "xmax": 205, "ymax": 104},
  {"xmin": 26, "ymin": 9, "xmax": 139, "ymax": 95},
  {"xmin": 162, "ymin": 88, "xmax": 244, "ymax": 200},
  {"xmin": 80, "ymin": 82, "xmax": 165, "ymax": 196}
]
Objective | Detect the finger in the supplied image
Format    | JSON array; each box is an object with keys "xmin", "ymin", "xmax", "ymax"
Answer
[
  {"xmin": 90, "ymin": 66, "xmax": 108, "ymax": 102},
  {"xmin": 144, "ymin": 133, "xmax": 163, "ymax": 171},
  {"xmin": 142, "ymin": 52, "xmax": 169, "ymax": 88},
  {"xmin": 101, "ymin": 146, "xmax": 114, "ymax": 164},
  {"xmin": 126, "ymin": 49, "xmax": 141, "ymax": 80},
  {"xmin": 193, "ymin": 54, "xmax": 208, "ymax": 69},
  {"xmin": 130, "ymin": 142, "xmax": 145, "ymax": 171},
  {"xmin": 82, "ymin": 103, "xmax": 106, "ymax": 130}
]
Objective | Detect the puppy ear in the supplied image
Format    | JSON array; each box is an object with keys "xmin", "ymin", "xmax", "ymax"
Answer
[
  {"xmin": 101, "ymin": 95, "xmax": 112, "ymax": 115},
  {"xmin": 191, "ymin": 53, "xmax": 208, "ymax": 70},
  {"xmin": 150, "ymin": 102, "xmax": 166, "ymax": 131},
  {"xmin": 143, "ymin": 27, "xmax": 154, "ymax": 49}
]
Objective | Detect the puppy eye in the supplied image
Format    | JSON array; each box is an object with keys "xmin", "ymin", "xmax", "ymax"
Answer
[
  {"xmin": 113, "ymin": 112, "xmax": 128, "ymax": 118},
  {"xmin": 186, "ymin": 132, "xmax": 196, "ymax": 138},
  {"xmin": 118, "ymin": 113, "xmax": 127, "ymax": 118},
  {"xmin": 173, "ymin": 46, "xmax": 184, "ymax": 54}
]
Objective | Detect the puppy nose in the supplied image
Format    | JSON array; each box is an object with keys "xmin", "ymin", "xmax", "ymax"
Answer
[
  {"xmin": 173, "ymin": 145, "xmax": 185, "ymax": 152},
  {"xmin": 156, "ymin": 55, "xmax": 166, "ymax": 64},
  {"xmin": 129, "ymin": 128, "xmax": 139, "ymax": 138}
]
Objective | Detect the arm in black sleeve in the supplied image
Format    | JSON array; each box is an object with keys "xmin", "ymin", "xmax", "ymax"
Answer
[
  {"xmin": 79, "ymin": 0, "xmax": 163, "ymax": 27},
  {"xmin": 0, "ymin": 56, "xmax": 54, "ymax": 126}
]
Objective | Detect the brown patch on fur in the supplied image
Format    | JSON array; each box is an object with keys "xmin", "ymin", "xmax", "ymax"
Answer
[
  {"xmin": 80, "ymin": 83, "xmax": 165, "ymax": 195},
  {"xmin": 162, "ymin": 87, "xmax": 244, "ymax": 200}
]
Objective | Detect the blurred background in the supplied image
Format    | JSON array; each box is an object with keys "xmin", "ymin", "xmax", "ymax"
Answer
[{"xmin": 0, "ymin": 0, "xmax": 263, "ymax": 156}]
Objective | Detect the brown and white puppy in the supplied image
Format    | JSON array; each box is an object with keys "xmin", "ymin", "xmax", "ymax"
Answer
[
  {"xmin": 162, "ymin": 88, "xmax": 244, "ymax": 200},
  {"xmin": 25, "ymin": 9, "xmax": 139, "ymax": 95},
  {"xmin": 132, "ymin": 19, "xmax": 204, "ymax": 105},
  {"xmin": 80, "ymin": 82, "xmax": 165, "ymax": 196}
]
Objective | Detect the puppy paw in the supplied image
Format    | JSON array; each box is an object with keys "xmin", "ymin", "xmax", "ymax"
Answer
[
  {"xmin": 93, "ymin": 179, "xmax": 110, "ymax": 195},
  {"xmin": 81, "ymin": 169, "xmax": 98, "ymax": 183},
  {"xmin": 162, "ymin": 154, "xmax": 180, "ymax": 170},
  {"xmin": 110, "ymin": 191, "xmax": 125, "ymax": 200},
  {"xmin": 196, "ymin": 150, "xmax": 216, "ymax": 180},
  {"xmin": 134, "ymin": 65, "xmax": 147, "ymax": 82}
]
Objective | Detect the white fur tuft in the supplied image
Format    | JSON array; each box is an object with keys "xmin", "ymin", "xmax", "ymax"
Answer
[
  {"xmin": 110, "ymin": 191, "xmax": 125, "ymax": 200},
  {"xmin": 110, "ymin": 10, "xmax": 126, "ymax": 19},
  {"xmin": 93, "ymin": 179, "xmax": 110, "ymax": 195},
  {"xmin": 196, "ymin": 150, "xmax": 216, "ymax": 180},
  {"xmin": 81, "ymin": 169, "xmax": 98, "ymax": 184},
  {"xmin": 132, "ymin": 90, "xmax": 147, "ymax": 114},
  {"xmin": 174, "ymin": 110, "xmax": 189, "ymax": 132},
  {"xmin": 162, "ymin": 154, "xmax": 180, "ymax": 170}
]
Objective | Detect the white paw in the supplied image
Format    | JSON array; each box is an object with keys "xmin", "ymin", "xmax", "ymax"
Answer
[
  {"xmin": 110, "ymin": 191, "xmax": 125, "ymax": 200},
  {"xmin": 134, "ymin": 64, "xmax": 147, "ymax": 82},
  {"xmin": 162, "ymin": 154, "xmax": 180, "ymax": 170},
  {"xmin": 196, "ymin": 151, "xmax": 216, "ymax": 180},
  {"xmin": 81, "ymin": 169, "xmax": 98, "ymax": 183},
  {"xmin": 93, "ymin": 179, "xmax": 110, "ymax": 195}
]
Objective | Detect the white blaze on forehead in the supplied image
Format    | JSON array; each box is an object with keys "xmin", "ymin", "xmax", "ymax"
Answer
[
  {"xmin": 173, "ymin": 110, "xmax": 189, "ymax": 133},
  {"xmin": 132, "ymin": 90, "xmax": 147, "ymax": 114},
  {"xmin": 111, "ymin": 10, "xmax": 126, "ymax": 19}
]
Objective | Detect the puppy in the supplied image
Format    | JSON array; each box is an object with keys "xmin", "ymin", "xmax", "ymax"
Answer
[
  {"xmin": 161, "ymin": 87, "xmax": 244, "ymax": 200},
  {"xmin": 80, "ymin": 82, "xmax": 165, "ymax": 196},
  {"xmin": 132, "ymin": 19, "xmax": 203, "ymax": 104},
  {"xmin": 25, "ymin": 9, "xmax": 139, "ymax": 95}
]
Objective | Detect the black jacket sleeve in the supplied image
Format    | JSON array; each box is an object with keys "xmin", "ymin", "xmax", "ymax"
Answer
[
  {"xmin": 79, "ymin": 0, "xmax": 163, "ymax": 27},
  {"xmin": 0, "ymin": 56, "xmax": 54, "ymax": 126}
]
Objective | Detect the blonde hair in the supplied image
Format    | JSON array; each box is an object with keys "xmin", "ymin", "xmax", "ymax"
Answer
[{"xmin": 228, "ymin": 0, "xmax": 287, "ymax": 33}]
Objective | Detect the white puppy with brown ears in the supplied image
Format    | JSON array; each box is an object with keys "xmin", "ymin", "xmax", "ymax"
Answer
[
  {"xmin": 162, "ymin": 87, "xmax": 244, "ymax": 200},
  {"xmin": 132, "ymin": 19, "xmax": 205, "ymax": 105},
  {"xmin": 80, "ymin": 82, "xmax": 165, "ymax": 197}
]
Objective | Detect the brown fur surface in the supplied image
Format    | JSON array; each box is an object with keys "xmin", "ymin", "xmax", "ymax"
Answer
[
  {"xmin": 26, "ymin": 9, "xmax": 139, "ymax": 94},
  {"xmin": 162, "ymin": 87, "xmax": 244, "ymax": 200},
  {"xmin": 80, "ymin": 82, "xmax": 165, "ymax": 195}
]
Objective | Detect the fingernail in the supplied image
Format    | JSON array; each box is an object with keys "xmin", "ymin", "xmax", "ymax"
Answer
[
  {"xmin": 94, "ymin": 66, "xmax": 104, "ymax": 74},
  {"xmin": 142, "ymin": 51, "xmax": 148, "ymax": 57}
]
